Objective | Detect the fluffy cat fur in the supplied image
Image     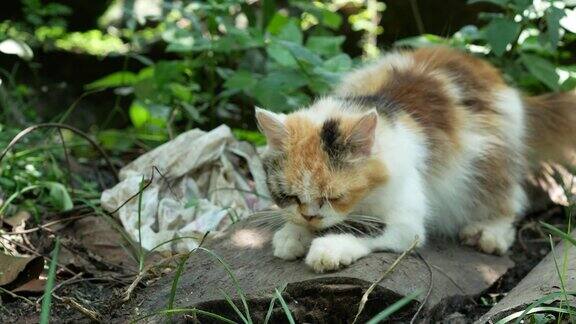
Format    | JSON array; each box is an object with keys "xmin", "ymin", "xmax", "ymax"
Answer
[{"xmin": 255, "ymin": 47, "xmax": 576, "ymax": 273}]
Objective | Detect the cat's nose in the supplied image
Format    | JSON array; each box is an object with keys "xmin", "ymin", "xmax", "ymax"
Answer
[{"xmin": 302, "ymin": 214, "xmax": 319, "ymax": 222}]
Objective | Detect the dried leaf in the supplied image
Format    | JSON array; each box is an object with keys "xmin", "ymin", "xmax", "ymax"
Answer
[{"xmin": 0, "ymin": 253, "xmax": 43, "ymax": 289}]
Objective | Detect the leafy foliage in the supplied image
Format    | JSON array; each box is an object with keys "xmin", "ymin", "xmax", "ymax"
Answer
[
  {"xmin": 86, "ymin": 0, "xmax": 355, "ymax": 145},
  {"xmin": 397, "ymin": 0, "xmax": 576, "ymax": 93}
]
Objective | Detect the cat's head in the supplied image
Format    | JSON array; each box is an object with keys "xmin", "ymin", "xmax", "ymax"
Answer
[{"xmin": 255, "ymin": 101, "xmax": 388, "ymax": 230}]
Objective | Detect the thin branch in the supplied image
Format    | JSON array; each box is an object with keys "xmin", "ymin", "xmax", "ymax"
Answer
[
  {"xmin": 411, "ymin": 252, "xmax": 433, "ymax": 323},
  {"xmin": 352, "ymin": 239, "xmax": 419, "ymax": 324},
  {"xmin": 1, "ymin": 215, "xmax": 85, "ymax": 235},
  {"xmin": 409, "ymin": 0, "xmax": 425, "ymax": 35}
]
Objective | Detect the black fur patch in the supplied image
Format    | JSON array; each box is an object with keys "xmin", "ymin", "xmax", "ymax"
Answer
[
  {"xmin": 320, "ymin": 119, "xmax": 346, "ymax": 167},
  {"xmin": 336, "ymin": 95, "xmax": 400, "ymax": 119}
]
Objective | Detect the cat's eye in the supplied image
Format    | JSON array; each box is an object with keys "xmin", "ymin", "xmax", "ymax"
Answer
[
  {"xmin": 283, "ymin": 194, "xmax": 301, "ymax": 204},
  {"xmin": 327, "ymin": 195, "xmax": 345, "ymax": 204}
]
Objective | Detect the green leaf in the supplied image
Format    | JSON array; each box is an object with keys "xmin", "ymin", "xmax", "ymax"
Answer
[
  {"xmin": 322, "ymin": 54, "xmax": 353, "ymax": 73},
  {"xmin": 267, "ymin": 13, "xmax": 289, "ymax": 35},
  {"xmin": 277, "ymin": 19, "xmax": 303, "ymax": 44},
  {"xmin": 279, "ymin": 40, "xmax": 323, "ymax": 68},
  {"xmin": 484, "ymin": 18, "xmax": 520, "ymax": 56},
  {"xmin": 305, "ymin": 36, "xmax": 345, "ymax": 57},
  {"xmin": 129, "ymin": 101, "xmax": 151, "ymax": 128},
  {"xmin": 467, "ymin": 0, "xmax": 508, "ymax": 7},
  {"xmin": 394, "ymin": 34, "xmax": 447, "ymax": 48},
  {"xmin": 224, "ymin": 70, "xmax": 259, "ymax": 91},
  {"xmin": 250, "ymin": 70, "xmax": 308, "ymax": 110},
  {"xmin": 267, "ymin": 42, "xmax": 298, "ymax": 68},
  {"xmin": 545, "ymin": 6, "xmax": 566, "ymax": 50},
  {"xmin": 45, "ymin": 182, "xmax": 73, "ymax": 211},
  {"xmin": 85, "ymin": 71, "xmax": 139, "ymax": 90},
  {"xmin": 291, "ymin": 2, "xmax": 342, "ymax": 29},
  {"xmin": 520, "ymin": 54, "xmax": 560, "ymax": 91},
  {"xmin": 97, "ymin": 130, "xmax": 136, "ymax": 152}
]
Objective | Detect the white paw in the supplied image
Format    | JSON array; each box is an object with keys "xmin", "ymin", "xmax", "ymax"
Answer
[
  {"xmin": 460, "ymin": 220, "xmax": 516, "ymax": 255},
  {"xmin": 305, "ymin": 235, "xmax": 370, "ymax": 273},
  {"xmin": 272, "ymin": 224, "xmax": 312, "ymax": 260}
]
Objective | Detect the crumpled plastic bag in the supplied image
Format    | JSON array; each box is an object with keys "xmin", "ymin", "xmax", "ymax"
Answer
[{"xmin": 101, "ymin": 125, "xmax": 271, "ymax": 252}]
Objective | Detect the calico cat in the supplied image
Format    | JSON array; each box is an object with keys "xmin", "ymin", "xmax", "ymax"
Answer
[{"xmin": 255, "ymin": 47, "xmax": 576, "ymax": 273}]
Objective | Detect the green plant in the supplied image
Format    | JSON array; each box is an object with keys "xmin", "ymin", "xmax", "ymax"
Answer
[
  {"xmin": 86, "ymin": 0, "xmax": 356, "ymax": 148},
  {"xmin": 397, "ymin": 0, "xmax": 576, "ymax": 93},
  {"xmin": 40, "ymin": 237, "xmax": 61, "ymax": 324}
]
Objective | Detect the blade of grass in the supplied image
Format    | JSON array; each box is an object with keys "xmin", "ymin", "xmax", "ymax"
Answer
[
  {"xmin": 133, "ymin": 308, "xmax": 236, "ymax": 323},
  {"xmin": 167, "ymin": 233, "xmax": 209, "ymax": 315},
  {"xmin": 264, "ymin": 283, "xmax": 287, "ymax": 324},
  {"xmin": 137, "ymin": 175, "xmax": 145, "ymax": 272},
  {"xmin": 274, "ymin": 288, "xmax": 295, "ymax": 324},
  {"xmin": 508, "ymin": 291, "xmax": 576, "ymax": 324},
  {"xmin": 499, "ymin": 306, "xmax": 576, "ymax": 323},
  {"xmin": 40, "ymin": 238, "xmax": 61, "ymax": 324},
  {"xmin": 198, "ymin": 247, "xmax": 252, "ymax": 323},
  {"xmin": 220, "ymin": 288, "xmax": 249, "ymax": 323},
  {"xmin": 548, "ymin": 233, "xmax": 573, "ymax": 324},
  {"xmin": 366, "ymin": 291, "xmax": 421, "ymax": 324},
  {"xmin": 263, "ymin": 294, "xmax": 278, "ymax": 324},
  {"xmin": 540, "ymin": 222, "xmax": 576, "ymax": 247}
]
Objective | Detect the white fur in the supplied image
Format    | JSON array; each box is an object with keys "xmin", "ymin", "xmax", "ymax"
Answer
[
  {"xmin": 273, "ymin": 223, "xmax": 313, "ymax": 260},
  {"xmin": 492, "ymin": 88, "xmax": 525, "ymax": 149},
  {"xmin": 459, "ymin": 218, "xmax": 516, "ymax": 255},
  {"xmin": 305, "ymin": 234, "xmax": 371, "ymax": 273}
]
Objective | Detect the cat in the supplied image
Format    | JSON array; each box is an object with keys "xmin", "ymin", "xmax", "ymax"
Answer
[{"xmin": 255, "ymin": 47, "xmax": 576, "ymax": 273}]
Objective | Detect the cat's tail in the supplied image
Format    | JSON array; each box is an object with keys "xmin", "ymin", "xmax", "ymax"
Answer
[{"xmin": 524, "ymin": 91, "xmax": 576, "ymax": 167}]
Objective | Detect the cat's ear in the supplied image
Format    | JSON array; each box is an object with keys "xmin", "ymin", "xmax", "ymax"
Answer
[
  {"xmin": 255, "ymin": 107, "xmax": 287, "ymax": 150},
  {"xmin": 348, "ymin": 109, "xmax": 378, "ymax": 157}
]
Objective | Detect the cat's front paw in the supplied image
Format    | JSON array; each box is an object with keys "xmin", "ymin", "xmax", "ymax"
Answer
[
  {"xmin": 460, "ymin": 220, "xmax": 515, "ymax": 255},
  {"xmin": 305, "ymin": 235, "xmax": 370, "ymax": 273},
  {"xmin": 272, "ymin": 224, "xmax": 312, "ymax": 260}
]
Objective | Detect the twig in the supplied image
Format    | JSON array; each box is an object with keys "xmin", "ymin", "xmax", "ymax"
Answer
[
  {"xmin": 5, "ymin": 238, "xmax": 78, "ymax": 276},
  {"xmin": 0, "ymin": 123, "xmax": 118, "ymax": 181},
  {"xmin": 53, "ymin": 294, "xmax": 103, "ymax": 322},
  {"xmin": 35, "ymin": 272, "xmax": 84, "ymax": 304},
  {"xmin": 409, "ymin": 0, "xmax": 425, "ymax": 35},
  {"xmin": 122, "ymin": 232, "xmax": 209, "ymax": 302},
  {"xmin": 411, "ymin": 252, "xmax": 433, "ymax": 323},
  {"xmin": 352, "ymin": 239, "xmax": 419, "ymax": 324},
  {"xmin": 0, "ymin": 286, "xmax": 35, "ymax": 306},
  {"xmin": 0, "ymin": 215, "xmax": 85, "ymax": 235},
  {"xmin": 122, "ymin": 252, "xmax": 186, "ymax": 302},
  {"xmin": 430, "ymin": 264, "xmax": 466, "ymax": 294},
  {"xmin": 107, "ymin": 168, "xmax": 155, "ymax": 215}
]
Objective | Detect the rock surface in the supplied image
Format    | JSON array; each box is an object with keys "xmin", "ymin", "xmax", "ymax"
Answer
[
  {"xmin": 123, "ymin": 220, "xmax": 515, "ymax": 322},
  {"xmin": 478, "ymin": 229, "xmax": 576, "ymax": 323}
]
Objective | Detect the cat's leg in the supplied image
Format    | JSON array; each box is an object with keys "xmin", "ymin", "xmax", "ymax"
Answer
[
  {"xmin": 304, "ymin": 233, "xmax": 371, "ymax": 273},
  {"xmin": 272, "ymin": 223, "xmax": 313, "ymax": 260},
  {"xmin": 304, "ymin": 215, "xmax": 427, "ymax": 273},
  {"xmin": 459, "ymin": 156, "xmax": 526, "ymax": 255},
  {"xmin": 305, "ymin": 174, "xmax": 428, "ymax": 273}
]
